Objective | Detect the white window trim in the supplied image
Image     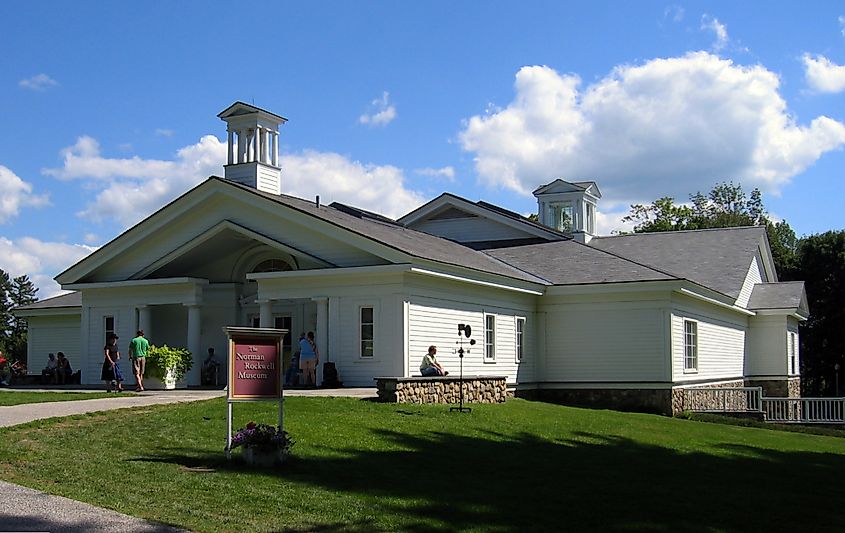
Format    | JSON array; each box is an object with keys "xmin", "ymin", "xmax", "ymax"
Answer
[
  {"xmin": 484, "ymin": 313, "xmax": 496, "ymax": 363},
  {"xmin": 358, "ymin": 304, "xmax": 376, "ymax": 359},
  {"xmin": 515, "ymin": 316, "xmax": 526, "ymax": 363},
  {"xmin": 788, "ymin": 332, "xmax": 797, "ymax": 375},
  {"xmin": 104, "ymin": 315, "xmax": 116, "ymax": 345},
  {"xmin": 683, "ymin": 319, "xmax": 698, "ymax": 374}
]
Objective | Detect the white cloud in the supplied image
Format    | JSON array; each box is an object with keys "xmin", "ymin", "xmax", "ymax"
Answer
[
  {"xmin": 803, "ymin": 54, "xmax": 845, "ymax": 93},
  {"xmin": 840, "ymin": 15, "xmax": 845, "ymax": 37},
  {"xmin": 0, "ymin": 166, "xmax": 50, "ymax": 223},
  {"xmin": 460, "ymin": 53, "xmax": 845, "ymax": 216},
  {"xmin": 701, "ymin": 15, "xmax": 729, "ymax": 52},
  {"xmin": 155, "ymin": 128, "xmax": 175, "ymax": 137},
  {"xmin": 415, "ymin": 166, "xmax": 456, "ymax": 182},
  {"xmin": 0, "ymin": 236, "xmax": 95, "ymax": 298},
  {"xmin": 19, "ymin": 73, "xmax": 59, "ymax": 91},
  {"xmin": 359, "ymin": 92, "xmax": 397, "ymax": 127},
  {"xmin": 44, "ymin": 135, "xmax": 426, "ymax": 226},
  {"xmin": 283, "ymin": 150, "xmax": 425, "ymax": 218},
  {"xmin": 83, "ymin": 233, "xmax": 100, "ymax": 245},
  {"xmin": 664, "ymin": 5, "xmax": 684, "ymax": 23}
]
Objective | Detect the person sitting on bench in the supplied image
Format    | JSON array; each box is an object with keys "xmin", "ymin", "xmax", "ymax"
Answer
[
  {"xmin": 420, "ymin": 345, "xmax": 448, "ymax": 377},
  {"xmin": 56, "ymin": 352, "xmax": 72, "ymax": 385}
]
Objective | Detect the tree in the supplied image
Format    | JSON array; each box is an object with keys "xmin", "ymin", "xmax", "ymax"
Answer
[
  {"xmin": 788, "ymin": 231, "xmax": 845, "ymax": 396},
  {"xmin": 0, "ymin": 270, "xmax": 38, "ymax": 364},
  {"xmin": 624, "ymin": 182, "xmax": 796, "ymax": 276}
]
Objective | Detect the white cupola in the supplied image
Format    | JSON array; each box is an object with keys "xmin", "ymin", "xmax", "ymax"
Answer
[
  {"xmin": 532, "ymin": 179, "xmax": 601, "ymax": 243},
  {"xmin": 218, "ymin": 102, "xmax": 287, "ymax": 195}
]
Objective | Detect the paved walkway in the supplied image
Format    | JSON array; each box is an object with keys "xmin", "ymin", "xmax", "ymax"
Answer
[{"xmin": 0, "ymin": 386, "xmax": 377, "ymax": 532}]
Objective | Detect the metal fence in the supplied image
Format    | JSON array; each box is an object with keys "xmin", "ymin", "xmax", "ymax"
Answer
[
  {"xmin": 762, "ymin": 397, "xmax": 845, "ymax": 424},
  {"xmin": 683, "ymin": 387, "xmax": 763, "ymax": 413},
  {"xmin": 682, "ymin": 386, "xmax": 845, "ymax": 424}
]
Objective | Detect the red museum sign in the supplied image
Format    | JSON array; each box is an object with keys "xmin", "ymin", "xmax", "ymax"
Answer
[{"xmin": 228, "ymin": 335, "xmax": 283, "ymax": 400}]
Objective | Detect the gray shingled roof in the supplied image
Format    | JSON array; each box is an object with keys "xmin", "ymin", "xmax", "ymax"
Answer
[
  {"xmin": 15, "ymin": 291, "xmax": 81, "ymax": 311},
  {"xmin": 228, "ymin": 179, "xmax": 548, "ymax": 285},
  {"xmin": 486, "ymin": 241, "xmax": 677, "ymax": 285},
  {"xmin": 590, "ymin": 226, "xmax": 766, "ymax": 298},
  {"xmin": 747, "ymin": 282, "xmax": 806, "ymax": 312}
]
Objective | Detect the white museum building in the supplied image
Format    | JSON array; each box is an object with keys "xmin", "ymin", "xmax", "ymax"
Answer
[{"xmin": 17, "ymin": 102, "xmax": 808, "ymax": 413}]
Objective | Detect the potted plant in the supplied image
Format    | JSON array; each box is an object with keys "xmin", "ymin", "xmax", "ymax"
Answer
[
  {"xmin": 145, "ymin": 345, "xmax": 192, "ymax": 389},
  {"xmin": 228, "ymin": 422, "xmax": 294, "ymax": 467}
]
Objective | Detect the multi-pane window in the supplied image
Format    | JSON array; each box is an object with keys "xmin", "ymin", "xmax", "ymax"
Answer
[
  {"xmin": 104, "ymin": 316, "xmax": 115, "ymax": 344},
  {"xmin": 484, "ymin": 314, "xmax": 496, "ymax": 362},
  {"xmin": 360, "ymin": 306, "xmax": 374, "ymax": 358},
  {"xmin": 788, "ymin": 332, "xmax": 797, "ymax": 375},
  {"xmin": 515, "ymin": 317, "xmax": 525, "ymax": 362},
  {"xmin": 684, "ymin": 320, "xmax": 698, "ymax": 372}
]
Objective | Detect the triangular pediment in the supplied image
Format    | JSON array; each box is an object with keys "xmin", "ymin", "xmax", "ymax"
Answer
[
  {"xmin": 533, "ymin": 179, "xmax": 602, "ymax": 198},
  {"xmin": 217, "ymin": 101, "xmax": 288, "ymax": 123},
  {"xmin": 56, "ymin": 179, "xmax": 396, "ymax": 286},
  {"xmin": 398, "ymin": 192, "xmax": 564, "ymax": 247}
]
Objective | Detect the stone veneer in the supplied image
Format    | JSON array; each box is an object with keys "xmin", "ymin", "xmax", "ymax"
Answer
[
  {"xmin": 671, "ymin": 380, "xmax": 746, "ymax": 415},
  {"xmin": 375, "ymin": 376, "xmax": 509, "ymax": 404},
  {"xmin": 516, "ymin": 388, "xmax": 674, "ymax": 415},
  {"xmin": 745, "ymin": 378, "xmax": 801, "ymax": 398}
]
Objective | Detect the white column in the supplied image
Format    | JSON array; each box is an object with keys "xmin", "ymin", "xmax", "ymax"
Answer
[
  {"xmin": 186, "ymin": 304, "xmax": 202, "ymax": 386},
  {"xmin": 259, "ymin": 299, "xmax": 273, "ymax": 328},
  {"xmin": 138, "ymin": 306, "xmax": 152, "ymax": 340},
  {"xmin": 237, "ymin": 130, "xmax": 245, "ymax": 163},
  {"xmin": 312, "ymin": 297, "xmax": 328, "ymax": 385},
  {"xmin": 259, "ymin": 128, "xmax": 267, "ymax": 163},
  {"xmin": 227, "ymin": 129, "xmax": 234, "ymax": 165},
  {"xmin": 272, "ymin": 131, "xmax": 279, "ymax": 167}
]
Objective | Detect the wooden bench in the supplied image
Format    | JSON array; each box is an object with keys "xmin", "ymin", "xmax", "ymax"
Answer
[{"xmin": 374, "ymin": 375, "xmax": 508, "ymax": 404}]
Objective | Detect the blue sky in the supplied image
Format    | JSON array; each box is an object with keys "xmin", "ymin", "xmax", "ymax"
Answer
[{"xmin": 1, "ymin": 1, "xmax": 844, "ymax": 297}]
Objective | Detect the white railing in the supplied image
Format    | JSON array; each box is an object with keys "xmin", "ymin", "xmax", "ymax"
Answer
[
  {"xmin": 762, "ymin": 397, "xmax": 845, "ymax": 424},
  {"xmin": 683, "ymin": 387, "xmax": 763, "ymax": 413}
]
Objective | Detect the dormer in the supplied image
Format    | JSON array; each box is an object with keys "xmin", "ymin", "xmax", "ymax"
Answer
[
  {"xmin": 533, "ymin": 179, "xmax": 601, "ymax": 243},
  {"xmin": 218, "ymin": 102, "xmax": 288, "ymax": 195}
]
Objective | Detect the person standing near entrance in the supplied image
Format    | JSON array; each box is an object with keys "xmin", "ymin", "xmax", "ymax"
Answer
[
  {"xmin": 299, "ymin": 331, "xmax": 319, "ymax": 387},
  {"xmin": 129, "ymin": 330, "xmax": 150, "ymax": 392}
]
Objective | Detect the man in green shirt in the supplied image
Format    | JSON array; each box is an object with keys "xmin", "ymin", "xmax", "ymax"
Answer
[{"xmin": 129, "ymin": 330, "xmax": 150, "ymax": 392}]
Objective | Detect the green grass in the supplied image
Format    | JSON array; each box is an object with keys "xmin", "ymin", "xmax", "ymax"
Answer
[
  {"xmin": 1, "ymin": 397, "xmax": 843, "ymax": 532},
  {"xmin": 0, "ymin": 391, "xmax": 134, "ymax": 406}
]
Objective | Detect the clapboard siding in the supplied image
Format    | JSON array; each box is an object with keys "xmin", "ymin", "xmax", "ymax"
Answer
[
  {"xmin": 736, "ymin": 256, "xmax": 763, "ymax": 308},
  {"xmin": 332, "ymin": 294, "xmax": 403, "ymax": 386},
  {"xmin": 407, "ymin": 297, "xmax": 534, "ymax": 384},
  {"xmin": 745, "ymin": 315, "xmax": 786, "ymax": 377},
  {"xmin": 27, "ymin": 315, "xmax": 81, "ymax": 379},
  {"xmin": 412, "ymin": 217, "xmax": 537, "ymax": 244},
  {"xmin": 542, "ymin": 303, "xmax": 667, "ymax": 382},
  {"xmin": 671, "ymin": 296, "xmax": 747, "ymax": 382}
]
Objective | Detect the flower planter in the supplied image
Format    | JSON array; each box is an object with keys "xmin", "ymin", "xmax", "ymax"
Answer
[
  {"xmin": 145, "ymin": 368, "xmax": 187, "ymax": 390},
  {"xmin": 241, "ymin": 447, "xmax": 288, "ymax": 467}
]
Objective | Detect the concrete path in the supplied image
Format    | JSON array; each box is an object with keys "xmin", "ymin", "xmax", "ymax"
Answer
[
  {"xmin": 0, "ymin": 387, "xmax": 376, "ymax": 428},
  {"xmin": 0, "ymin": 480, "xmax": 188, "ymax": 532}
]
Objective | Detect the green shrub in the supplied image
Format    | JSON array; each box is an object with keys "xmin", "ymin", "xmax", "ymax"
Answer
[{"xmin": 146, "ymin": 345, "xmax": 192, "ymax": 382}]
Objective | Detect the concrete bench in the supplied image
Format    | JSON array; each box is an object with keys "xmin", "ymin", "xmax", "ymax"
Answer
[{"xmin": 374, "ymin": 375, "xmax": 508, "ymax": 404}]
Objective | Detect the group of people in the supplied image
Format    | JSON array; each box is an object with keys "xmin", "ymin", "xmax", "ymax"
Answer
[
  {"xmin": 100, "ymin": 330, "xmax": 149, "ymax": 392},
  {"xmin": 41, "ymin": 352, "xmax": 72, "ymax": 384}
]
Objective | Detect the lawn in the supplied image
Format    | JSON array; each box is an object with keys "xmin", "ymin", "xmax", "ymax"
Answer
[
  {"xmin": 0, "ymin": 397, "xmax": 843, "ymax": 532},
  {"xmin": 0, "ymin": 391, "xmax": 134, "ymax": 406}
]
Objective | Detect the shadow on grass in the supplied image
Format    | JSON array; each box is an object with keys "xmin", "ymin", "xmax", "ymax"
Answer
[{"xmin": 134, "ymin": 429, "xmax": 845, "ymax": 532}]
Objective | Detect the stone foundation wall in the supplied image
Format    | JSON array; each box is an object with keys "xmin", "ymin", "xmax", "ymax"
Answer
[
  {"xmin": 788, "ymin": 377, "xmax": 801, "ymax": 398},
  {"xmin": 745, "ymin": 379, "xmax": 795, "ymax": 397},
  {"xmin": 672, "ymin": 380, "xmax": 746, "ymax": 415},
  {"xmin": 517, "ymin": 388, "xmax": 674, "ymax": 415},
  {"xmin": 375, "ymin": 376, "xmax": 508, "ymax": 404}
]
